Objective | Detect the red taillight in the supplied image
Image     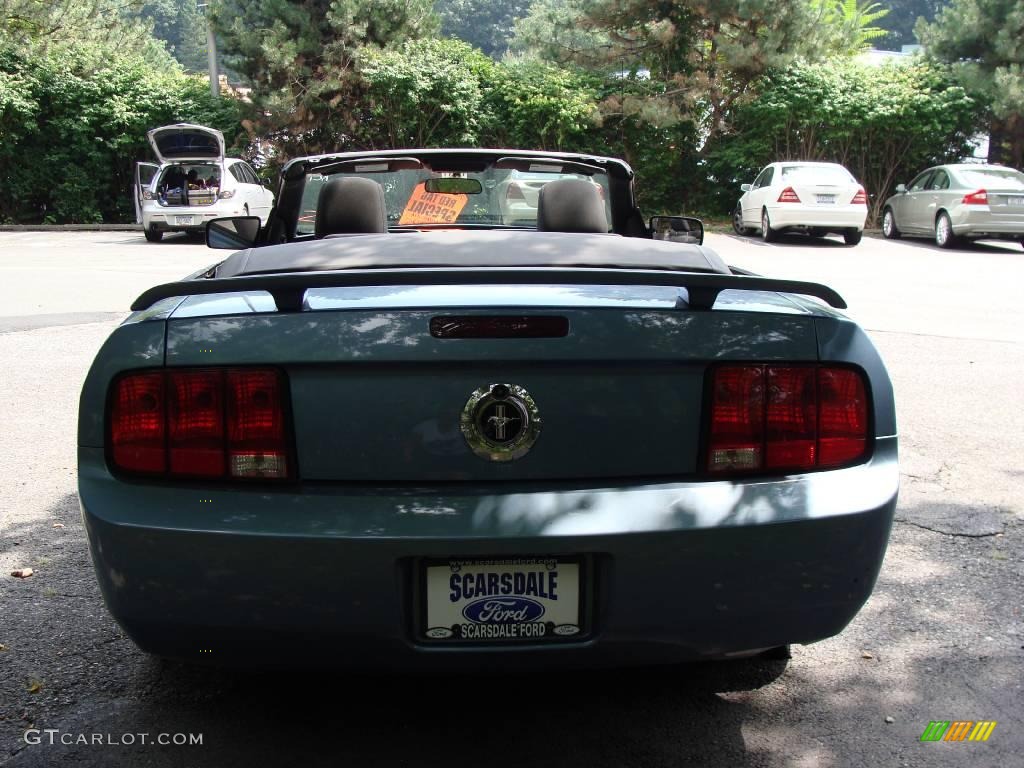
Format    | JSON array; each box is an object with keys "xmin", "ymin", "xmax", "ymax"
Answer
[
  {"xmin": 707, "ymin": 366, "xmax": 764, "ymax": 471},
  {"xmin": 111, "ymin": 373, "xmax": 165, "ymax": 474},
  {"xmin": 168, "ymin": 370, "xmax": 225, "ymax": 477},
  {"xmin": 777, "ymin": 187, "xmax": 801, "ymax": 203},
  {"xmin": 765, "ymin": 366, "xmax": 817, "ymax": 470},
  {"xmin": 817, "ymin": 368, "xmax": 868, "ymax": 467},
  {"xmin": 109, "ymin": 368, "xmax": 292, "ymax": 480},
  {"xmin": 506, "ymin": 182, "xmax": 525, "ymax": 201},
  {"xmin": 227, "ymin": 369, "xmax": 289, "ymax": 479},
  {"xmin": 962, "ymin": 189, "xmax": 988, "ymax": 205},
  {"xmin": 707, "ymin": 365, "xmax": 869, "ymax": 474},
  {"xmin": 851, "ymin": 187, "xmax": 867, "ymax": 205}
]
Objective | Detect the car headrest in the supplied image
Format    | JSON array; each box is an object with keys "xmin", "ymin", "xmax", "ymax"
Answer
[
  {"xmin": 536, "ymin": 178, "xmax": 609, "ymax": 233},
  {"xmin": 315, "ymin": 177, "xmax": 387, "ymax": 237}
]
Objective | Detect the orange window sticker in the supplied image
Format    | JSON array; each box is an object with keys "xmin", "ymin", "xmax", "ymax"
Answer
[{"xmin": 398, "ymin": 182, "xmax": 468, "ymax": 225}]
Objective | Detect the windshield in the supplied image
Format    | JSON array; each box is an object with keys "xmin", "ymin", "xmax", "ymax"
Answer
[
  {"xmin": 297, "ymin": 164, "xmax": 611, "ymax": 235},
  {"xmin": 780, "ymin": 165, "xmax": 855, "ymax": 184},
  {"xmin": 956, "ymin": 168, "xmax": 1024, "ymax": 191}
]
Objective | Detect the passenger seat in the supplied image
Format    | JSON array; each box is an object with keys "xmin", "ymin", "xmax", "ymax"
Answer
[{"xmin": 315, "ymin": 177, "xmax": 388, "ymax": 237}]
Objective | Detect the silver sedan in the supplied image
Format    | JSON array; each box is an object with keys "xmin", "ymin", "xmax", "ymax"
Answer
[{"xmin": 881, "ymin": 164, "xmax": 1024, "ymax": 249}]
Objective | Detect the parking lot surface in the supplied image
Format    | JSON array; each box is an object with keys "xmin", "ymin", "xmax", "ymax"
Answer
[{"xmin": 1, "ymin": 230, "xmax": 1021, "ymax": 767}]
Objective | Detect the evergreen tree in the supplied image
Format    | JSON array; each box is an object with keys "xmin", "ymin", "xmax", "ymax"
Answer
[
  {"xmin": 1, "ymin": 0, "xmax": 157, "ymax": 55},
  {"xmin": 528, "ymin": 0, "xmax": 870, "ymax": 147},
  {"xmin": 873, "ymin": 0, "xmax": 948, "ymax": 50},
  {"xmin": 434, "ymin": 0, "xmax": 530, "ymax": 57},
  {"xmin": 918, "ymin": 0, "xmax": 1024, "ymax": 166},
  {"xmin": 139, "ymin": 0, "xmax": 209, "ymax": 72},
  {"xmin": 210, "ymin": 0, "xmax": 436, "ymax": 157}
]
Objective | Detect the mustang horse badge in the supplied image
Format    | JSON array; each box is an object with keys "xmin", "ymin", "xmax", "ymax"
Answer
[{"xmin": 460, "ymin": 383, "xmax": 541, "ymax": 462}]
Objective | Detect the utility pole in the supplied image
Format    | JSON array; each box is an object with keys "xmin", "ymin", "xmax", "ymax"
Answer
[{"xmin": 198, "ymin": 3, "xmax": 220, "ymax": 99}]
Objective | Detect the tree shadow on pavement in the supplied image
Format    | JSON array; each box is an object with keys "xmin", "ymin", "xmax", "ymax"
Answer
[
  {"xmin": 9, "ymin": 657, "xmax": 779, "ymax": 768},
  {"xmin": 5, "ymin": 493, "xmax": 1022, "ymax": 768},
  {"xmin": 1, "ymin": 496, "xmax": 777, "ymax": 768}
]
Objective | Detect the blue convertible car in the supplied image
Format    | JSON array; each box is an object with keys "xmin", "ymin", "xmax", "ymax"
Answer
[{"xmin": 79, "ymin": 149, "xmax": 898, "ymax": 667}]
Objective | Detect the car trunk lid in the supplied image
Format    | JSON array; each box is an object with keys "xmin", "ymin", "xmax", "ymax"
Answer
[
  {"xmin": 983, "ymin": 187, "xmax": 1024, "ymax": 222},
  {"xmin": 164, "ymin": 291, "xmax": 820, "ymax": 482},
  {"xmin": 148, "ymin": 123, "xmax": 226, "ymax": 164}
]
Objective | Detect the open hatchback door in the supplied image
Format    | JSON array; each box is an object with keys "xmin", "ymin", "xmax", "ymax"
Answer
[
  {"xmin": 133, "ymin": 162, "xmax": 159, "ymax": 224},
  {"xmin": 146, "ymin": 123, "xmax": 225, "ymax": 164}
]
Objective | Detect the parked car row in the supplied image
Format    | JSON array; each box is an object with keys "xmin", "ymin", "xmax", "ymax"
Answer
[
  {"xmin": 731, "ymin": 160, "xmax": 1024, "ymax": 250},
  {"xmin": 134, "ymin": 125, "xmax": 1023, "ymax": 252}
]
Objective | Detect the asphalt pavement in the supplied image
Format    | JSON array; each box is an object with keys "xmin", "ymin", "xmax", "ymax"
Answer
[{"xmin": 0, "ymin": 230, "xmax": 1021, "ymax": 767}]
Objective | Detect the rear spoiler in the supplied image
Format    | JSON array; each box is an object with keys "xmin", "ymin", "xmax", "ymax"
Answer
[{"xmin": 131, "ymin": 268, "xmax": 846, "ymax": 313}]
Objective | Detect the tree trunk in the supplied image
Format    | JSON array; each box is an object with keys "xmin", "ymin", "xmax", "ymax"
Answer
[
  {"xmin": 988, "ymin": 117, "xmax": 1005, "ymax": 164},
  {"xmin": 988, "ymin": 114, "xmax": 1024, "ymax": 168}
]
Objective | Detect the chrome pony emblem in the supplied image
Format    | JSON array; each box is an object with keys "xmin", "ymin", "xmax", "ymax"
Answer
[{"xmin": 460, "ymin": 383, "xmax": 541, "ymax": 462}]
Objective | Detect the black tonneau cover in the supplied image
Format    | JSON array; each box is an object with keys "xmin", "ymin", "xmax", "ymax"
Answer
[{"xmin": 213, "ymin": 231, "xmax": 731, "ymax": 278}]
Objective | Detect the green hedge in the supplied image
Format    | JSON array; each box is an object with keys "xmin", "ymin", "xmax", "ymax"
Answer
[
  {"xmin": 0, "ymin": 43, "xmax": 242, "ymax": 224},
  {"xmin": 0, "ymin": 38, "xmax": 989, "ymax": 225}
]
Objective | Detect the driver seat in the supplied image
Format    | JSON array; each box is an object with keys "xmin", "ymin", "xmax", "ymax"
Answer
[{"xmin": 536, "ymin": 178, "xmax": 609, "ymax": 233}]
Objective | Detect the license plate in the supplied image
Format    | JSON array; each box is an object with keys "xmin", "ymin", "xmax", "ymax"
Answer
[
  {"xmin": 423, "ymin": 557, "xmax": 581, "ymax": 642},
  {"xmin": 174, "ymin": 215, "xmax": 195, "ymax": 225},
  {"xmin": 1006, "ymin": 196, "xmax": 1024, "ymax": 207},
  {"xmin": 816, "ymin": 195, "xmax": 836, "ymax": 204}
]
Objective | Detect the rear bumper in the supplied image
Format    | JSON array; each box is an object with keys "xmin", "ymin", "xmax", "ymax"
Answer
[
  {"xmin": 767, "ymin": 204, "xmax": 867, "ymax": 231},
  {"xmin": 142, "ymin": 206, "xmax": 243, "ymax": 233},
  {"xmin": 952, "ymin": 207, "xmax": 1024, "ymax": 238},
  {"xmin": 79, "ymin": 438, "xmax": 898, "ymax": 668}
]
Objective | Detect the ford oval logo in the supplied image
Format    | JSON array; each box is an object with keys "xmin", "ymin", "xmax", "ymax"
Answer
[{"xmin": 462, "ymin": 597, "xmax": 545, "ymax": 624}]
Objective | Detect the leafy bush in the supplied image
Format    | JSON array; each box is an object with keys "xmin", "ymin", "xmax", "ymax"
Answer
[{"xmin": 356, "ymin": 39, "xmax": 495, "ymax": 148}]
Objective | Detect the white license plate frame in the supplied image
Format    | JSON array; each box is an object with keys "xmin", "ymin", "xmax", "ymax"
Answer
[
  {"xmin": 1006, "ymin": 196, "xmax": 1024, "ymax": 207},
  {"xmin": 174, "ymin": 215, "xmax": 195, "ymax": 226},
  {"xmin": 816, "ymin": 195, "xmax": 837, "ymax": 204},
  {"xmin": 421, "ymin": 556, "xmax": 585, "ymax": 643}
]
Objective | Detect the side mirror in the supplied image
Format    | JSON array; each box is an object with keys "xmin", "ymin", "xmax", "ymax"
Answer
[
  {"xmin": 740, "ymin": 183, "xmax": 753, "ymax": 192},
  {"xmin": 895, "ymin": 184, "xmax": 907, "ymax": 194},
  {"xmin": 207, "ymin": 216, "xmax": 261, "ymax": 250},
  {"xmin": 649, "ymin": 215, "xmax": 704, "ymax": 245}
]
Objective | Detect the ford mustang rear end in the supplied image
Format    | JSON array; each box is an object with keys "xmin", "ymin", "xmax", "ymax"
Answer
[{"xmin": 78, "ymin": 149, "xmax": 897, "ymax": 668}]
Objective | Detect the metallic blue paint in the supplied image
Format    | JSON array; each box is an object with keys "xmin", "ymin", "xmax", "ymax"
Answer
[{"xmin": 78, "ymin": 282, "xmax": 898, "ymax": 666}]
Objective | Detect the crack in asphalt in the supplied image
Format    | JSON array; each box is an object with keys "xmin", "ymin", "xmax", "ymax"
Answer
[{"xmin": 894, "ymin": 518, "xmax": 1006, "ymax": 537}]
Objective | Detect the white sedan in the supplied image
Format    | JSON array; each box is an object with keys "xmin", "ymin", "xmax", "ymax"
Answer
[
  {"xmin": 732, "ymin": 162, "xmax": 868, "ymax": 245},
  {"xmin": 134, "ymin": 124, "xmax": 275, "ymax": 242}
]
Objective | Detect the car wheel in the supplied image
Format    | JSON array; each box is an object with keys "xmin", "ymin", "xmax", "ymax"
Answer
[
  {"xmin": 844, "ymin": 228, "xmax": 863, "ymax": 246},
  {"xmin": 935, "ymin": 212, "xmax": 958, "ymax": 248},
  {"xmin": 732, "ymin": 204, "xmax": 752, "ymax": 236},
  {"xmin": 144, "ymin": 229, "xmax": 163, "ymax": 243},
  {"xmin": 881, "ymin": 208, "xmax": 901, "ymax": 239},
  {"xmin": 761, "ymin": 210, "xmax": 777, "ymax": 243}
]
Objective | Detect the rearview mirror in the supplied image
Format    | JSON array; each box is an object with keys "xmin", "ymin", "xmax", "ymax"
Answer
[
  {"xmin": 207, "ymin": 216, "xmax": 261, "ymax": 250},
  {"xmin": 740, "ymin": 183, "xmax": 753, "ymax": 192},
  {"xmin": 424, "ymin": 177, "xmax": 482, "ymax": 195},
  {"xmin": 895, "ymin": 183, "xmax": 907, "ymax": 194},
  {"xmin": 650, "ymin": 215, "xmax": 704, "ymax": 245}
]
